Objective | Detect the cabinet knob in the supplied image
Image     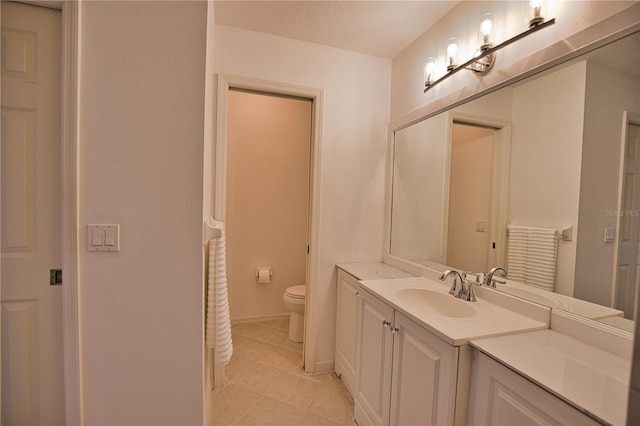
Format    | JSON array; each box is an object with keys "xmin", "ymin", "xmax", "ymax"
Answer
[
  {"xmin": 391, "ymin": 326, "xmax": 399, "ymax": 334},
  {"xmin": 383, "ymin": 319, "xmax": 392, "ymax": 328},
  {"xmin": 356, "ymin": 291, "xmax": 360, "ymax": 297}
]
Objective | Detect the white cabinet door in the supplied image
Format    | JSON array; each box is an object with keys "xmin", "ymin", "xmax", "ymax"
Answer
[
  {"xmin": 468, "ymin": 351, "xmax": 601, "ymax": 426},
  {"xmin": 390, "ymin": 312, "xmax": 458, "ymax": 426},
  {"xmin": 335, "ymin": 270, "xmax": 360, "ymax": 396},
  {"xmin": 355, "ymin": 289, "xmax": 394, "ymax": 426}
]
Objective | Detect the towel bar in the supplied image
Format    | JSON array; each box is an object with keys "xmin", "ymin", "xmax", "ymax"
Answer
[{"xmin": 507, "ymin": 223, "xmax": 573, "ymax": 241}]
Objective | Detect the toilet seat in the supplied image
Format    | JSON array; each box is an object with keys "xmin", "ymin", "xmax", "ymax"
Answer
[{"xmin": 285, "ymin": 285, "xmax": 306, "ymax": 300}]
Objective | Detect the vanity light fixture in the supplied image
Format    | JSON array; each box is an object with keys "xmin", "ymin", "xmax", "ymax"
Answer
[{"xmin": 423, "ymin": 11, "xmax": 555, "ymax": 92}]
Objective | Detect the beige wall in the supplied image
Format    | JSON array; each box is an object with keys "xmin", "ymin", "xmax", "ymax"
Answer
[
  {"xmin": 447, "ymin": 124, "xmax": 493, "ymax": 272},
  {"xmin": 79, "ymin": 2, "xmax": 206, "ymax": 424},
  {"xmin": 226, "ymin": 90, "xmax": 311, "ymax": 319}
]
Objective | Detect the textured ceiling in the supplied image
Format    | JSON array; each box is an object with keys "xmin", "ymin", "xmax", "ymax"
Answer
[
  {"xmin": 213, "ymin": 1, "xmax": 460, "ymax": 59},
  {"xmin": 587, "ymin": 32, "xmax": 640, "ymax": 76}
]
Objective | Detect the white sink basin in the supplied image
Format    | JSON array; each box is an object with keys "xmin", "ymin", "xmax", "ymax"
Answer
[
  {"xmin": 358, "ymin": 276, "xmax": 550, "ymax": 346},
  {"xmin": 397, "ymin": 288, "xmax": 475, "ymax": 318}
]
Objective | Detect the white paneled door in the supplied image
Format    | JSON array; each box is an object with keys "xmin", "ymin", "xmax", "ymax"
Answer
[
  {"xmin": 616, "ymin": 121, "xmax": 640, "ymax": 320},
  {"xmin": 1, "ymin": 2, "xmax": 64, "ymax": 424}
]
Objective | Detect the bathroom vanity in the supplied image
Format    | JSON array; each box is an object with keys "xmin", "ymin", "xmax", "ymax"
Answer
[
  {"xmin": 335, "ymin": 262, "xmax": 633, "ymax": 425},
  {"xmin": 335, "ymin": 263, "xmax": 413, "ymax": 396}
]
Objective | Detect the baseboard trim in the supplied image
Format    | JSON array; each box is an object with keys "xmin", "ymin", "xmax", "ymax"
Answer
[{"xmin": 314, "ymin": 359, "xmax": 335, "ymax": 374}]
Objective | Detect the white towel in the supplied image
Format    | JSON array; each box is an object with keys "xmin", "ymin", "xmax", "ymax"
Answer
[
  {"xmin": 507, "ymin": 224, "xmax": 558, "ymax": 291},
  {"xmin": 205, "ymin": 222, "xmax": 233, "ymax": 365}
]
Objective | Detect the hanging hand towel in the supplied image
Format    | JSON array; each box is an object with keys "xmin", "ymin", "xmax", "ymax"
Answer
[
  {"xmin": 205, "ymin": 220, "xmax": 233, "ymax": 365},
  {"xmin": 507, "ymin": 224, "xmax": 558, "ymax": 291}
]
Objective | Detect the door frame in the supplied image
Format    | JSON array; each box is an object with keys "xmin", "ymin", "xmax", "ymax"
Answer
[
  {"xmin": 444, "ymin": 112, "xmax": 512, "ymax": 270},
  {"xmin": 5, "ymin": 0, "xmax": 83, "ymax": 423},
  {"xmin": 612, "ymin": 110, "xmax": 640, "ymax": 319},
  {"xmin": 215, "ymin": 74, "xmax": 324, "ymax": 372}
]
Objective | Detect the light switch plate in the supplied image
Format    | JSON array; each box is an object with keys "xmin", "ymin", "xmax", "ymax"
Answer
[
  {"xmin": 87, "ymin": 224, "xmax": 120, "ymax": 251},
  {"xmin": 604, "ymin": 227, "xmax": 615, "ymax": 243}
]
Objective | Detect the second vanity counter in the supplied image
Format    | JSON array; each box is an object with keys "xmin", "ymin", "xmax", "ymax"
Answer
[
  {"xmin": 359, "ymin": 276, "xmax": 550, "ymax": 346},
  {"xmin": 469, "ymin": 310, "xmax": 632, "ymax": 425}
]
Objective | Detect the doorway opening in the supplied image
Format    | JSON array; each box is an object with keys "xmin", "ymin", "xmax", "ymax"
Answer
[
  {"xmin": 226, "ymin": 88, "xmax": 312, "ymax": 330},
  {"xmin": 213, "ymin": 75, "xmax": 323, "ymax": 379},
  {"xmin": 443, "ymin": 114, "xmax": 511, "ymax": 272}
]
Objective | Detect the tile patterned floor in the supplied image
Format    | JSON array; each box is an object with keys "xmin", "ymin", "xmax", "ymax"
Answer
[{"xmin": 211, "ymin": 319, "xmax": 355, "ymax": 425}]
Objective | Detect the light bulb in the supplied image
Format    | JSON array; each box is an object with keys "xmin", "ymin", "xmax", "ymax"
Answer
[
  {"xmin": 529, "ymin": 0, "xmax": 545, "ymax": 27},
  {"xmin": 424, "ymin": 58, "xmax": 435, "ymax": 86},
  {"xmin": 446, "ymin": 38, "xmax": 458, "ymax": 71},
  {"xmin": 530, "ymin": 0, "xmax": 543, "ymax": 16},
  {"xmin": 478, "ymin": 13, "xmax": 495, "ymax": 48}
]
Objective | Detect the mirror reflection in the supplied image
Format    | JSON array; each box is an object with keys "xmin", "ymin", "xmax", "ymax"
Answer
[{"xmin": 389, "ymin": 31, "xmax": 640, "ymax": 330}]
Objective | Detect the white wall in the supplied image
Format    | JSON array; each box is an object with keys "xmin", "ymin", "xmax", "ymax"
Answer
[
  {"xmin": 509, "ymin": 62, "xmax": 587, "ymax": 297},
  {"xmin": 79, "ymin": 2, "xmax": 207, "ymax": 424},
  {"xmin": 214, "ymin": 25, "xmax": 391, "ymax": 371},
  {"xmin": 392, "ymin": 115, "xmax": 447, "ymax": 263},
  {"xmin": 574, "ymin": 61, "xmax": 640, "ymax": 306}
]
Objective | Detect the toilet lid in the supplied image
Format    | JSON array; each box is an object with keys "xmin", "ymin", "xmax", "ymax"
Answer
[{"xmin": 285, "ymin": 285, "xmax": 306, "ymax": 299}]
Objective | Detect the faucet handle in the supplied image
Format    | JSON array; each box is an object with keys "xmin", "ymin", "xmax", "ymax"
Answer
[{"xmin": 466, "ymin": 282, "xmax": 478, "ymax": 302}]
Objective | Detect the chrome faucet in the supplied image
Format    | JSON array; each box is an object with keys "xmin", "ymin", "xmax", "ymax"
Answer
[
  {"xmin": 485, "ymin": 267, "xmax": 507, "ymax": 288},
  {"xmin": 439, "ymin": 269, "xmax": 465, "ymax": 298}
]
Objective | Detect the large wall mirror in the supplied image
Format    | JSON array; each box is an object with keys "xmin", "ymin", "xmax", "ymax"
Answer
[{"xmin": 388, "ymin": 30, "xmax": 640, "ymax": 332}]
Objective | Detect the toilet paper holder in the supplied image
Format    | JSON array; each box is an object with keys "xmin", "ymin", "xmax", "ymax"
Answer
[{"xmin": 256, "ymin": 267, "xmax": 272, "ymax": 283}]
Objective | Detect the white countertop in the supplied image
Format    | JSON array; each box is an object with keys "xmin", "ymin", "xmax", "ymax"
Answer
[
  {"xmin": 359, "ymin": 276, "xmax": 550, "ymax": 346},
  {"xmin": 336, "ymin": 262, "xmax": 414, "ymax": 280},
  {"xmin": 471, "ymin": 329, "xmax": 631, "ymax": 425}
]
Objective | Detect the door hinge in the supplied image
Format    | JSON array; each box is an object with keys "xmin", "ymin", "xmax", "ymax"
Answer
[{"xmin": 50, "ymin": 269, "xmax": 62, "ymax": 285}]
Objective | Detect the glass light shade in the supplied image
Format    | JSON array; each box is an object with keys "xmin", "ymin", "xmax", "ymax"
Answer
[
  {"xmin": 424, "ymin": 57, "xmax": 435, "ymax": 86},
  {"xmin": 479, "ymin": 13, "xmax": 494, "ymax": 47},
  {"xmin": 446, "ymin": 38, "xmax": 458, "ymax": 71}
]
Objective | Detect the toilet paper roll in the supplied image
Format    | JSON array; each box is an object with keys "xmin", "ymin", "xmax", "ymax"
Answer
[{"xmin": 257, "ymin": 267, "xmax": 271, "ymax": 283}]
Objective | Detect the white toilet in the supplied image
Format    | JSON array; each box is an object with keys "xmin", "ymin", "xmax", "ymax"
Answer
[{"xmin": 283, "ymin": 285, "xmax": 306, "ymax": 343}]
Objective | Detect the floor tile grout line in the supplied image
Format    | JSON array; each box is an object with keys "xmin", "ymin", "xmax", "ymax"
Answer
[{"xmin": 219, "ymin": 320, "xmax": 354, "ymax": 425}]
